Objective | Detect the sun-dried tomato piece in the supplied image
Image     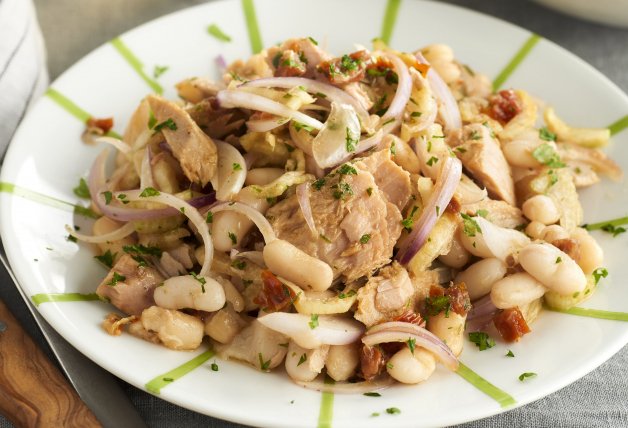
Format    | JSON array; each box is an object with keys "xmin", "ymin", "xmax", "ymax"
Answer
[
  {"xmin": 360, "ymin": 344, "xmax": 386, "ymax": 381},
  {"xmin": 393, "ymin": 310, "xmax": 426, "ymax": 327},
  {"xmin": 317, "ymin": 50, "xmax": 371, "ymax": 85},
  {"xmin": 86, "ymin": 117, "xmax": 114, "ymax": 134},
  {"xmin": 484, "ymin": 89, "xmax": 522, "ymax": 125},
  {"xmin": 493, "ymin": 307, "xmax": 531, "ymax": 342},
  {"xmin": 551, "ymin": 238, "xmax": 580, "ymax": 262},
  {"xmin": 426, "ymin": 283, "xmax": 471, "ymax": 317},
  {"xmin": 253, "ymin": 270, "xmax": 297, "ymax": 312}
]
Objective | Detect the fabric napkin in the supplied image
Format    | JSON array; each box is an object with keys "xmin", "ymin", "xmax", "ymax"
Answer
[{"xmin": 0, "ymin": 0, "xmax": 48, "ymax": 161}]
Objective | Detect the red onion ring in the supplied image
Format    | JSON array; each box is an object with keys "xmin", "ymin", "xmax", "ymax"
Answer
[
  {"xmin": 380, "ymin": 53, "xmax": 412, "ymax": 123},
  {"xmin": 395, "ymin": 156, "xmax": 462, "ymax": 265},
  {"xmin": 363, "ymin": 321, "xmax": 459, "ymax": 371},
  {"xmin": 296, "ymin": 182, "xmax": 317, "ymax": 236},
  {"xmin": 415, "ymin": 53, "xmax": 461, "ymax": 132},
  {"xmin": 65, "ymin": 222, "xmax": 135, "ymax": 244},
  {"xmin": 241, "ymin": 76, "xmax": 370, "ymax": 130},
  {"xmin": 93, "ymin": 136, "xmax": 131, "ymax": 154},
  {"xmin": 246, "ymin": 117, "xmax": 288, "ymax": 133},
  {"xmin": 217, "ymin": 89, "xmax": 323, "ymax": 130},
  {"xmin": 466, "ymin": 294, "xmax": 498, "ymax": 333},
  {"xmin": 140, "ymin": 146, "xmax": 154, "ymax": 189}
]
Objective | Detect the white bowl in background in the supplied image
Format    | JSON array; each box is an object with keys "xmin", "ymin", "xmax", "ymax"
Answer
[{"xmin": 534, "ymin": 0, "xmax": 628, "ymax": 28}]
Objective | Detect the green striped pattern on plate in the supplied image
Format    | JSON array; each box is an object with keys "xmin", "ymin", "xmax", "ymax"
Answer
[
  {"xmin": 493, "ymin": 34, "xmax": 541, "ymax": 91},
  {"xmin": 110, "ymin": 37, "xmax": 163, "ymax": 94},
  {"xmin": 31, "ymin": 293, "xmax": 101, "ymax": 306},
  {"xmin": 145, "ymin": 350, "xmax": 214, "ymax": 394}
]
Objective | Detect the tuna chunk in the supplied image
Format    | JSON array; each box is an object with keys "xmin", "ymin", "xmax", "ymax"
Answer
[
  {"xmin": 454, "ymin": 123, "xmax": 516, "ymax": 206},
  {"xmin": 267, "ymin": 150, "xmax": 411, "ymax": 281},
  {"xmin": 147, "ymin": 95, "xmax": 218, "ymax": 186},
  {"xmin": 96, "ymin": 254, "xmax": 165, "ymax": 316},
  {"xmin": 267, "ymin": 37, "xmax": 332, "ymax": 78},
  {"xmin": 461, "ymin": 198, "xmax": 525, "ymax": 229},
  {"xmin": 355, "ymin": 263, "xmax": 414, "ymax": 327}
]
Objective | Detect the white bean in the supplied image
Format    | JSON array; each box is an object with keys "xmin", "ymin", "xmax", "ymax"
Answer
[
  {"xmin": 154, "ymin": 275, "xmax": 225, "ymax": 312},
  {"xmin": 204, "ymin": 305, "xmax": 245, "ymax": 344},
  {"xmin": 140, "ymin": 306, "xmax": 204, "ymax": 350},
  {"xmin": 525, "ymin": 221, "xmax": 546, "ymax": 239},
  {"xmin": 438, "ymin": 231, "xmax": 471, "ymax": 269},
  {"xmin": 285, "ymin": 341, "xmax": 329, "ymax": 382},
  {"xmin": 325, "ymin": 343, "xmax": 360, "ymax": 382},
  {"xmin": 571, "ymin": 227, "xmax": 603, "ymax": 275},
  {"xmin": 490, "ymin": 272, "xmax": 547, "ymax": 309},
  {"xmin": 214, "ymin": 276, "xmax": 245, "ymax": 312},
  {"xmin": 519, "ymin": 242, "xmax": 587, "ymax": 295},
  {"xmin": 542, "ymin": 224, "xmax": 569, "ymax": 242},
  {"xmin": 522, "ymin": 195, "xmax": 560, "ymax": 225},
  {"xmin": 211, "ymin": 186, "xmax": 270, "ymax": 252},
  {"xmin": 502, "ymin": 139, "xmax": 552, "ymax": 168},
  {"xmin": 386, "ymin": 347, "xmax": 436, "ymax": 384},
  {"xmin": 263, "ymin": 239, "xmax": 333, "ymax": 291},
  {"xmin": 427, "ymin": 312, "xmax": 466, "ymax": 356},
  {"xmin": 245, "ymin": 168, "xmax": 285, "ymax": 186},
  {"xmin": 455, "ymin": 258, "xmax": 507, "ymax": 300},
  {"xmin": 460, "ymin": 216, "xmax": 530, "ymax": 261}
]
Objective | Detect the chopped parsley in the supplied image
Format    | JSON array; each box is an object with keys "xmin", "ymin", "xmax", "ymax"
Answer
[
  {"xmin": 139, "ymin": 187, "xmax": 160, "ymax": 197},
  {"xmin": 338, "ymin": 164, "xmax": 358, "ymax": 175},
  {"xmin": 162, "ymin": 377, "xmax": 174, "ymax": 382},
  {"xmin": 340, "ymin": 54, "xmax": 359, "ymax": 72},
  {"xmin": 190, "ymin": 271, "xmax": 207, "ymax": 292},
  {"xmin": 207, "ymin": 23, "xmax": 232, "ymax": 42},
  {"xmin": 506, "ymin": 350, "xmax": 515, "ymax": 358},
  {"xmin": 153, "ymin": 118, "xmax": 177, "ymax": 132},
  {"xmin": 518, "ymin": 372, "xmax": 537, "ymax": 381},
  {"xmin": 94, "ymin": 250, "xmax": 116, "ymax": 268},
  {"xmin": 147, "ymin": 110, "xmax": 157, "ymax": 129},
  {"xmin": 386, "ymin": 362, "xmax": 394, "ymax": 369},
  {"xmin": 102, "ymin": 191, "xmax": 113, "ymax": 205},
  {"xmin": 366, "ymin": 187, "xmax": 373, "ymax": 196},
  {"xmin": 406, "ymin": 337, "xmax": 416, "ymax": 354},
  {"xmin": 332, "ymin": 182, "xmax": 353, "ymax": 200},
  {"xmin": 410, "ymin": 111, "xmax": 422, "ymax": 118},
  {"xmin": 461, "ymin": 213, "xmax": 482, "ymax": 237},
  {"xmin": 402, "ymin": 206, "xmax": 419, "ymax": 231},
  {"xmin": 309, "ymin": 314, "xmax": 319, "ymax": 329},
  {"xmin": 455, "ymin": 146, "xmax": 467, "ymax": 154},
  {"xmin": 73, "ymin": 178, "xmax": 91, "ymax": 199},
  {"xmin": 206, "ymin": 211, "xmax": 213, "ymax": 223},
  {"xmin": 338, "ymin": 290, "xmax": 356, "ymax": 299},
  {"xmin": 555, "ymin": 256, "xmax": 562, "ymax": 264},
  {"xmin": 232, "ymin": 162, "xmax": 242, "ymax": 171},
  {"xmin": 386, "ymin": 407, "xmax": 401, "ymax": 415},
  {"xmin": 592, "ymin": 267, "xmax": 608, "ymax": 285},
  {"xmin": 308, "ymin": 36, "xmax": 319, "ymax": 45},
  {"xmin": 293, "ymin": 121, "xmax": 314, "ymax": 133},
  {"xmin": 468, "ymin": 331, "xmax": 495, "ymax": 351},
  {"xmin": 211, "ymin": 362, "xmax": 219, "ymax": 371},
  {"xmin": 66, "ymin": 234, "xmax": 78, "ymax": 243},
  {"xmin": 539, "ymin": 127, "xmax": 557, "ymax": 142},
  {"xmin": 360, "ymin": 234, "xmax": 371, "ymax": 244},
  {"xmin": 435, "ymin": 206, "xmax": 440, "ymax": 216},
  {"xmin": 319, "ymin": 234, "xmax": 332, "ymax": 243},
  {"xmin": 468, "ymin": 130, "xmax": 481, "ymax": 140},
  {"xmin": 258, "ymin": 353, "xmax": 271, "ymax": 371},
  {"xmin": 390, "ymin": 141, "xmax": 396, "ymax": 155},
  {"xmin": 476, "ymin": 209, "xmax": 489, "ymax": 218},
  {"xmin": 107, "ymin": 272, "xmax": 126, "ymax": 286},
  {"xmin": 363, "ymin": 392, "xmax": 381, "ymax": 397},
  {"xmin": 297, "ymin": 353, "xmax": 307, "ymax": 366},
  {"xmin": 371, "ymin": 412, "xmax": 380, "ymax": 417},
  {"xmin": 600, "ymin": 223, "xmax": 627, "ymax": 237},
  {"xmin": 152, "ymin": 65, "xmax": 169, "ymax": 79},
  {"xmin": 425, "ymin": 295, "xmax": 451, "ymax": 317},
  {"xmin": 228, "ymin": 232, "xmax": 237, "ymax": 245},
  {"xmin": 345, "ymin": 127, "xmax": 358, "ymax": 152},
  {"xmin": 532, "ymin": 143, "xmax": 565, "ymax": 168},
  {"xmin": 231, "ymin": 259, "xmax": 247, "ymax": 270},
  {"xmin": 123, "ymin": 244, "xmax": 162, "ymax": 257},
  {"xmin": 313, "ymin": 178, "xmax": 326, "ymax": 190}
]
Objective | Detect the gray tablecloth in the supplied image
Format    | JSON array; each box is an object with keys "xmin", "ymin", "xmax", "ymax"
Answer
[{"xmin": 1, "ymin": 0, "xmax": 627, "ymax": 427}]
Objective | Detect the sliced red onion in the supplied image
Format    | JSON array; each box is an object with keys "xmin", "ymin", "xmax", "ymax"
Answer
[
  {"xmin": 363, "ymin": 321, "xmax": 459, "ymax": 371},
  {"xmin": 241, "ymin": 77, "xmax": 370, "ymax": 130},
  {"xmin": 380, "ymin": 53, "xmax": 412, "ymax": 122},
  {"xmin": 217, "ymin": 89, "xmax": 323, "ymax": 131},
  {"xmin": 119, "ymin": 190, "xmax": 213, "ymax": 276},
  {"xmin": 231, "ymin": 250, "xmax": 265, "ymax": 267},
  {"xmin": 65, "ymin": 222, "xmax": 135, "ymax": 244},
  {"xmin": 215, "ymin": 55, "xmax": 228, "ymax": 74},
  {"xmin": 415, "ymin": 53, "xmax": 461, "ymax": 132},
  {"xmin": 312, "ymin": 102, "xmax": 360, "ymax": 168},
  {"xmin": 354, "ymin": 129, "xmax": 384, "ymax": 155},
  {"xmin": 243, "ymin": 152, "xmax": 260, "ymax": 170},
  {"xmin": 210, "ymin": 141, "xmax": 247, "ymax": 201},
  {"xmin": 396, "ymin": 156, "xmax": 462, "ymax": 265},
  {"xmin": 207, "ymin": 201, "xmax": 276, "ymax": 244},
  {"xmin": 466, "ymin": 294, "xmax": 498, "ymax": 332},
  {"xmin": 140, "ymin": 146, "xmax": 154, "ymax": 189},
  {"xmin": 295, "ymin": 375, "xmax": 394, "ymax": 394},
  {"xmin": 93, "ymin": 136, "xmax": 131, "ymax": 154},
  {"xmin": 289, "ymin": 121, "xmax": 315, "ymax": 156},
  {"xmin": 257, "ymin": 313, "xmax": 365, "ymax": 349},
  {"xmin": 246, "ymin": 117, "xmax": 288, "ymax": 133},
  {"xmin": 296, "ymin": 182, "xmax": 317, "ymax": 236}
]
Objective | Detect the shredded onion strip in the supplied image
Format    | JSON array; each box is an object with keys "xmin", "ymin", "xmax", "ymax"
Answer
[
  {"xmin": 380, "ymin": 53, "xmax": 412, "ymax": 122},
  {"xmin": 363, "ymin": 321, "xmax": 459, "ymax": 370},
  {"xmin": 139, "ymin": 146, "xmax": 154, "ymax": 189},
  {"xmin": 65, "ymin": 222, "xmax": 135, "ymax": 244},
  {"xmin": 119, "ymin": 190, "xmax": 213, "ymax": 276},
  {"xmin": 217, "ymin": 89, "xmax": 324, "ymax": 130},
  {"xmin": 241, "ymin": 77, "xmax": 370, "ymax": 129},
  {"xmin": 296, "ymin": 182, "xmax": 317, "ymax": 236},
  {"xmin": 396, "ymin": 156, "xmax": 462, "ymax": 265},
  {"xmin": 207, "ymin": 201, "xmax": 277, "ymax": 244},
  {"xmin": 93, "ymin": 136, "xmax": 131, "ymax": 154}
]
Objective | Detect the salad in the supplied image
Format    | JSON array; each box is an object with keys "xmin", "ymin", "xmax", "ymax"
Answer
[{"xmin": 69, "ymin": 37, "xmax": 622, "ymax": 391}]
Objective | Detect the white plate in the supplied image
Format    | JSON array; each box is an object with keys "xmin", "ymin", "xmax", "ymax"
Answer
[{"xmin": 2, "ymin": 0, "xmax": 628, "ymax": 426}]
